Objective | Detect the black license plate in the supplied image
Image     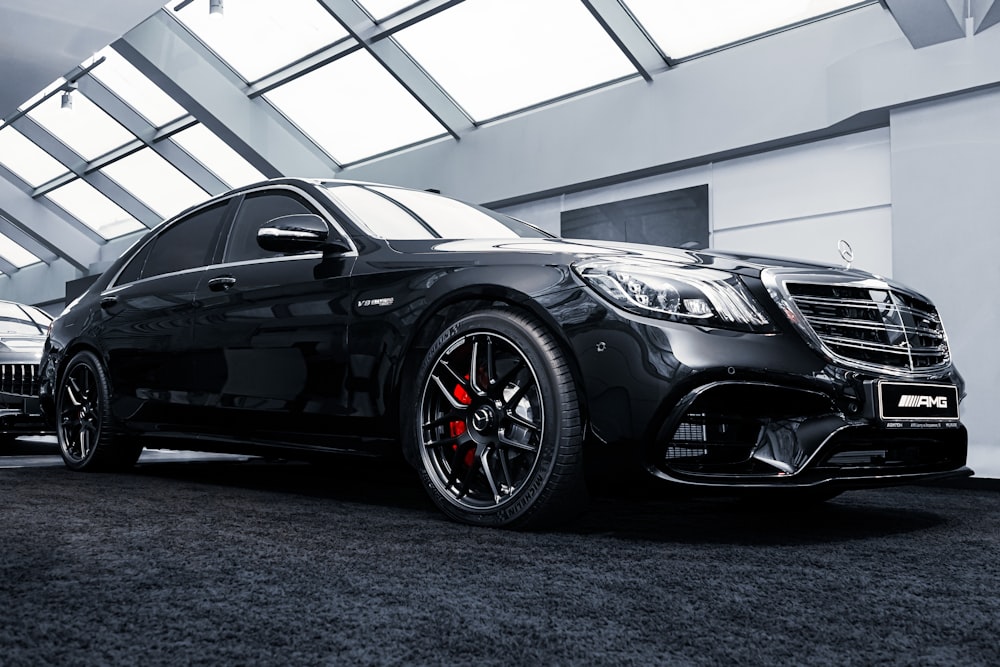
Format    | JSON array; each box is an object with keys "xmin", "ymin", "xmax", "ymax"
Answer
[{"xmin": 877, "ymin": 382, "xmax": 960, "ymax": 421}]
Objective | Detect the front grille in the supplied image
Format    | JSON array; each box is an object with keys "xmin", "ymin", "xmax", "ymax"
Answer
[
  {"xmin": 783, "ymin": 280, "xmax": 949, "ymax": 374},
  {"xmin": 0, "ymin": 363, "xmax": 40, "ymax": 397}
]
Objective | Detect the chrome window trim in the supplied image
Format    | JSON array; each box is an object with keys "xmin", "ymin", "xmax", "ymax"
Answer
[
  {"xmin": 209, "ymin": 252, "xmax": 329, "ymax": 271},
  {"xmin": 107, "ymin": 181, "xmax": 358, "ymax": 291},
  {"xmin": 104, "ymin": 264, "xmax": 208, "ymax": 294},
  {"xmin": 106, "ymin": 194, "xmax": 234, "ymax": 290}
]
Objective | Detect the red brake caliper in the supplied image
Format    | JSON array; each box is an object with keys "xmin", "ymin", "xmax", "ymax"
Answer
[{"xmin": 449, "ymin": 378, "xmax": 476, "ymax": 467}]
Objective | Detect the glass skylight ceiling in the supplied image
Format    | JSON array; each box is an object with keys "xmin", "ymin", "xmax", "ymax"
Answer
[
  {"xmin": 266, "ymin": 49, "xmax": 446, "ymax": 164},
  {"xmin": 624, "ymin": 0, "xmax": 868, "ymax": 59},
  {"xmin": 0, "ymin": 126, "xmax": 68, "ymax": 187},
  {"xmin": 0, "ymin": 0, "xmax": 873, "ymax": 277},
  {"xmin": 173, "ymin": 0, "xmax": 349, "ymax": 82},
  {"xmin": 0, "ymin": 231, "xmax": 41, "ymax": 269},
  {"xmin": 100, "ymin": 148, "xmax": 208, "ymax": 220},
  {"xmin": 45, "ymin": 179, "xmax": 144, "ymax": 239},
  {"xmin": 25, "ymin": 84, "xmax": 136, "ymax": 162},
  {"xmin": 171, "ymin": 124, "xmax": 266, "ymax": 188},
  {"xmin": 90, "ymin": 47, "xmax": 186, "ymax": 127},
  {"xmin": 395, "ymin": 0, "xmax": 636, "ymax": 121}
]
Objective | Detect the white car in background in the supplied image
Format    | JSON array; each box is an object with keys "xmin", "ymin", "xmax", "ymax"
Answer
[{"xmin": 0, "ymin": 300, "xmax": 52, "ymax": 443}]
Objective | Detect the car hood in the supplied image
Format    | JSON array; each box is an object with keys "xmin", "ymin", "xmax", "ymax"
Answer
[
  {"xmin": 391, "ymin": 237, "xmax": 873, "ymax": 279},
  {"xmin": 0, "ymin": 334, "xmax": 46, "ymax": 360}
]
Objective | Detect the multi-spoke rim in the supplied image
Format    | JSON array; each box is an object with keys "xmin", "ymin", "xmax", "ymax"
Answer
[
  {"xmin": 58, "ymin": 361, "xmax": 102, "ymax": 464},
  {"xmin": 419, "ymin": 331, "xmax": 545, "ymax": 511}
]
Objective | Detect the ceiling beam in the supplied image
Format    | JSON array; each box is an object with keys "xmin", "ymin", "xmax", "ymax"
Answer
[
  {"xmin": 9, "ymin": 114, "xmax": 162, "ymax": 229},
  {"xmin": 0, "ymin": 215, "xmax": 58, "ymax": 265},
  {"xmin": 581, "ymin": 0, "xmax": 670, "ymax": 81},
  {"xmin": 973, "ymin": 0, "xmax": 1000, "ymax": 33},
  {"xmin": 883, "ymin": 0, "xmax": 965, "ymax": 48},
  {"xmin": 78, "ymin": 76, "xmax": 228, "ymax": 195},
  {"xmin": 116, "ymin": 9, "xmax": 338, "ymax": 177},
  {"xmin": 0, "ymin": 249, "xmax": 20, "ymax": 276},
  {"xmin": 0, "ymin": 168, "xmax": 98, "ymax": 271},
  {"xmin": 316, "ymin": 0, "xmax": 473, "ymax": 137}
]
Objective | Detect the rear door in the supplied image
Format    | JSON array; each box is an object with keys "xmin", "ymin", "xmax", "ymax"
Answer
[
  {"xmin": 188, "ymin": 185, "xmax": 357, "ymax": 445},
  {"xmin": 98, "ymin": 199, "xmax": 232, "ymax": 428}
]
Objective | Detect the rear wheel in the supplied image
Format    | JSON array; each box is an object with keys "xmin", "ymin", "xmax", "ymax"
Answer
[
  {"xmin": 411, "ymin": 309, "xmax": 586, "ymax": 529},
  {"xmin": 57, "ymin": 350, "xmax": 141, "ymax": 471}
]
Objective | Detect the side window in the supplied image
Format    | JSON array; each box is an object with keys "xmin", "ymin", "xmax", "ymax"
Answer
[
  {"xmin": 116, "ymin": 241, "xmax": 152, "ymax": 286},
  {"xmin": 134, "ymin": 202, "xmax": 229, "ymax": 281},
  {"xmin": 224, "ymin": 190, "xmax": 322, "ymax": 263}
]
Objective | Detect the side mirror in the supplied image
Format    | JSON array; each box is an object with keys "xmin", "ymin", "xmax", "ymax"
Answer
[{"xmin": 257, "ymin": 214, "xmax": 350, "ymax": 254}]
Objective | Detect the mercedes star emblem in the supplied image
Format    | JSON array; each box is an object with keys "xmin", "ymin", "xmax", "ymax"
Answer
[{"xmin": 837, "ymin": 239, "xmax": 854, "ymax": 269}]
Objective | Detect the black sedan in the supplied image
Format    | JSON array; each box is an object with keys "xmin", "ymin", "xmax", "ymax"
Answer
[{"xmin": 39, "ymin": 178, "xmax": 970, "ymax": 527}]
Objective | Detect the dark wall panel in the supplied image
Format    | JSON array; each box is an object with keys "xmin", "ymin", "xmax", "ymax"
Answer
[{"xmin": 560, "ymin": 185, "xmax": 709, "ymax": 249}]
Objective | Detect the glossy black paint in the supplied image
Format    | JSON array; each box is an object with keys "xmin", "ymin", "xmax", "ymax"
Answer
[{"xmin": 40, "ymin": 178, "xmax": 970, "ymax": 489}]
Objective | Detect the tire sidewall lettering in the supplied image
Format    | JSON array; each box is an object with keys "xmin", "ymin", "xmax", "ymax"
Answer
[{"xmin": 414, "ymin": 309, "xmax": 575, "ymax": 527}]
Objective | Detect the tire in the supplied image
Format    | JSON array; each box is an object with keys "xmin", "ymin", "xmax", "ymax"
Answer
[
  {"xmin": 56, "ymin": 350, "xmax": 142, "ymax": 472},
  {"xmin": 410, "ymin": 309, "xmax": 586, "ymax": 529}
]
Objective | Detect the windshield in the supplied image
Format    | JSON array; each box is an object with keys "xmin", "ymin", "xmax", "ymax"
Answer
[
  {"xmin": 0, "ymin": 301, "xmax": 51, "ymax": 335},
  {"xmin": 322, "ymin": 183, "xmax": 549, "ymax": 240}
]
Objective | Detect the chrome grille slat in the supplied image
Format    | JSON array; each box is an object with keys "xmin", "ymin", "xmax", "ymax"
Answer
[
  {"xmin": 807, "ymin": 317, "xmax": 946, "ymax": 341},
  {"xmin": 778, "ymin": 278, "xmax": 950, "ymax": 375},
  {"xmin": 789, "ymin": 295, "xmax": 941, "ymax": 321},
  {"xmin": 823, "ymin": 337, "xmax": 943, "ymax": 356}
]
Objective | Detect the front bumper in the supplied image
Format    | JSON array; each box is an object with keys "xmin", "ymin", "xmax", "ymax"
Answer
[
  {"xmin": 558, "ymin": 291, "xmax": 970, "ymax": 489},
  {"xmin": 645, "ymin": 379, "xmax": 968, "ymax": 488}
]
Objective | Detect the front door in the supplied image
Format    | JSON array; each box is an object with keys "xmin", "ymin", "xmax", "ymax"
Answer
[{"xmin": 188, "ymin": 187, "xmax": 356, "ymax": 447}]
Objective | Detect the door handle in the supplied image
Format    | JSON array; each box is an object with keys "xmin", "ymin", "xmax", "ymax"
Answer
[
  {"xmin": 207, "ymin": 276, "xmax": 237, "ymax": 292},
  {"xmin": 100, "ymin": 295, "xmax": 119, "ymax": 309}
]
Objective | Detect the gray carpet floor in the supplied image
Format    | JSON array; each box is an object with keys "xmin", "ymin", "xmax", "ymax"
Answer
[{"xmin": 1, "ymin": 449, "xmax": 998, "ymax": 666}]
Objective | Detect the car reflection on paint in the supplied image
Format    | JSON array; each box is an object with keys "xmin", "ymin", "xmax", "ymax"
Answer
[{"xmin": 39, "ymin": 178, "xmax": 970, "ymax": 528}]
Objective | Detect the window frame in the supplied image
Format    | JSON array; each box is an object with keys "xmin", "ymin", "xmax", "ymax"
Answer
[
  {"xmin": 111, "ymin": 196, "xmax": 238, "ymax": 288},
  {"xmin": 222, "ymin": 189, "xmax": 328, "ymax": 264},
  {"xmin": 213, "ymin": 184, "xmax": 358, "ymax": 270}
]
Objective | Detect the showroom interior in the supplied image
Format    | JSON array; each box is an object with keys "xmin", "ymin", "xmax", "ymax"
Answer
[
  {"xmin": 0, "ymin": 0, "xmax": 997, "ymax": 477},
  {"xmin": 3, "ymin": 2, "xmax": 1000, "ymax": 664}
]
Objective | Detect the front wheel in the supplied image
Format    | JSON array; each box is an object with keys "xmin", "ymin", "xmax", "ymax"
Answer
[
  {"xmin": 411, "ymin": 309, "xmax": 586, "ymax": 529},
  {"xmin": 56, "ymin": 350, "xmax": 141, "ymax": 471}
]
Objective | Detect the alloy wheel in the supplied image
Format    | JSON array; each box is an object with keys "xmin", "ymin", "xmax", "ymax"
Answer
[
  {"xmin": 419, "ymin": 331, "xmax": 545, "ymax": 512},
  {"xmin": 58, "ymin": 360, "xmax": 103, "ymax": 464}
]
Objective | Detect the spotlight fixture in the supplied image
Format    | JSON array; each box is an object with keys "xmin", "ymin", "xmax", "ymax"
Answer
[
  {"xmin": 60, "ymin": 82, "xmax": 78, "ymax": 110},
  {"xmin": 209, "ymin": 0, "xmax": 223, "ymax": 17}
]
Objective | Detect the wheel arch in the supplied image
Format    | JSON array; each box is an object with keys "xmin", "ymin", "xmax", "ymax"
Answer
[
  {"xmin": 45, "ymin": 338, "xmax": 114, "ymax": 421},
  {"xmin": 392, "ymin": 286, "xmax": 590, "ymax": 467},
  {"xmin": 52, "ymin": 339, "xmax": 110, "ymax": 389}
]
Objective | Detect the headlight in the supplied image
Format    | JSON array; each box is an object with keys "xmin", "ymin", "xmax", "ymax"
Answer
[{"xmin": 574, "ymin": 258, "xmax": 773, "ymax": 332}]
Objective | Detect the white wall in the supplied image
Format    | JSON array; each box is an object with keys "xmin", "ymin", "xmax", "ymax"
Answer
[
  {"xmin": 711, "ymin": 129, "xmax": 892, "ymax": 277},
  {"xmin": 890, "ymin": 88, "xmax": 1000, "ymax": 479},
  {"xmin": 0, "ymin": 261, "xmax": 79, "ymax": 311},
  {"xmin": 499, "ymin": 129, "xmax": 893, "ymax": 276}
]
